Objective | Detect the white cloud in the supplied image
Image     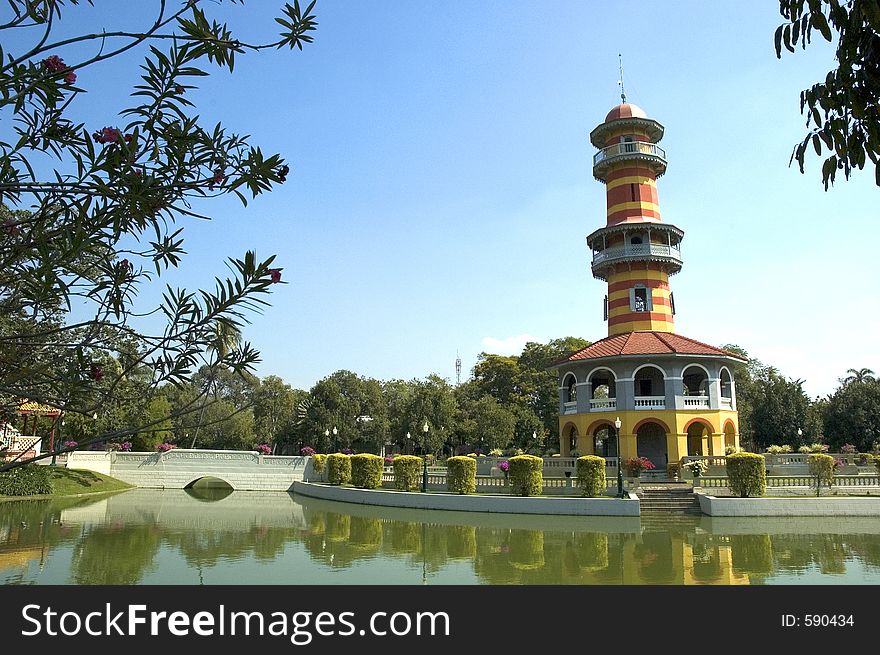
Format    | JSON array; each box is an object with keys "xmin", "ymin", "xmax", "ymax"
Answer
[{"xmin": 480, "ymin": 334, "xmax": 542, "ymax": 356}]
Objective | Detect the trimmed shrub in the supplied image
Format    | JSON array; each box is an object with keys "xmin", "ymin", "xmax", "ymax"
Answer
[
  {"xmin": 446, "ymin": 456, "xmax": 476, "ymax": 494},
  {"xmin": 726, "ymin": 452, "xmax": 766, "ymax": 498},
  {"xmin": 808, "ymin": 453, "xmax": 835, "ymax": 486},
  {"xmin": 508, "ymin": 454, "xmax": 543, "ymax": 497},
  {"xmin": 856, "ymin": 452, "xmax": 874, "ymax": 466},
  {"xmin": 312, "ymin": 453, "xmax": 327, "ymax": 474},
  {"xmin": 327, "ymin": 453, "xmax": 352, "ymax": 485},
  {"xmin": 0, "ymin": 465, "xmax": 53, "ymax": 496},
  {"xmin": 392, "ymin": 455, "xmax": 422, "ymax": 491},
  {"xmin": 350, "ymin": 453, "xmax": 383, "ymax": 489},
  {"xmin": 575, "ymin": 455, "xmax": 606, "ymax": 497}
]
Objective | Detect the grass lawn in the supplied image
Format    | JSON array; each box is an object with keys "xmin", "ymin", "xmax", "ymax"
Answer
[{"xmin": 48, "ymin": 467, "xmax": 132, "ymax": 496}]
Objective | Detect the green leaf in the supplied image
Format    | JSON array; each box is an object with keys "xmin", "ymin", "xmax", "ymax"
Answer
[
  {"xmin": 812, "ymin": 134, "xmax": 821, "ymax": 155},
  {"xmin": 811, "ymin": 11, "xmax": 832, "ymax": 41}
]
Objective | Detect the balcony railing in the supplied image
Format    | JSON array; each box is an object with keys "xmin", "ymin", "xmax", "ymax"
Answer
[
  {"xmin": 562, "ymin": 401, "xmax": 577, "ymax": 415},
  {"xmin": 678, "ymin": 395, "xmax": 710, "ymax": 409},
  {"xmin": 592, "ymin": 242, "xmax": 682, "ymax": 265},
  {"xmin": 589, "ymin": 397, "xmax": 617, "ymax": 411},
  {"xmin": 593, "ymin": 141, "xmax": 666, "ymax": 167},
  {"xmin": 720, "ymin": 397, "xmax": 733, "ymax": 408},
  {"xmin": 633, "ymin": 396, "xmax": 665, "ymax": 410}
]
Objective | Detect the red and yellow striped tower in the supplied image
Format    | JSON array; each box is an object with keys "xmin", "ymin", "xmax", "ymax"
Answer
[{"xmin": 587, "ymin": 103, "xmax": 683, "ymax": 336}]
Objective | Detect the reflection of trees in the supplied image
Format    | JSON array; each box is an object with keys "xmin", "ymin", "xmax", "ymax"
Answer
[
  {"xmin": 570, "ymin": 532, "xmax": 609, "ymax": 573},
  {"xmin": 474, "ymin": 528, "xmax": 520, "ymax": 584},
  {"xmin": 508, "ymin": 530, "xmax": 544, "ymax": 571},
  {"xmin": 446, "ymin": 525, "xmax": 476, "ymax": 560},
  {"xmin": 387, "ymin": 522, "xmax": 420, "ymax": 554},
  {"xmin": 690, "ymin": 541, "xmax": 723, "ymax": 582},
  {"xmin": 72, "ymin": 525, "xmax": 161, "ymax": 584},
  {"xmin": 730, "ymin": 534, "xmax": 773, "ymax": 575},
  {"xmin": 324, "ymin": 513, "xmax": 350, "ymax": 542},
  {"xmin": 348, "ymin": 517, "xmax": 382, "ymax": 553},
  {"xmin": 164, "ymin": 527, "xmax": 296, "ymax": 566},
  {"xmin": 635, "ymin": 532, "xmax": 675, "ymax": 583}
]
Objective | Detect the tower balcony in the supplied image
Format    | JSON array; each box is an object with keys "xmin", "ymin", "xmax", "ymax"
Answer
[
  {"xmin": 590, "ymin": 242, "xmax": 682, "ymax": 279},
  {"xmin": 593, "ymin": 142, "xmax": 667, "ymax": 181}
]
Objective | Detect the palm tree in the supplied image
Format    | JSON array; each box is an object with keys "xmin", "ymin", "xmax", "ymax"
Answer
[
  {"xmin": 842, "ymin": 368, "xmax": 876, "ymax": 386},
  {"xmin": 190, "ymin": 321, "xmax": 242, "ymax": 448}
]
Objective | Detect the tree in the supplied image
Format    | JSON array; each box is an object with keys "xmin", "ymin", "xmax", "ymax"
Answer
[
  {"xmin": 0, "ymin": 1, "xmax": 317, "ymax": 468},
  {"xmin": 749, "ymin": 369, "xmax": 823, "ymax": 450},
  {"xmin": 840, "ymin": 367, "xmax": 877, "ymax": 386},
  {"xmin": 456, "ymin": 395, "xmax": 516, "ymax": 452},
  {"xmin": 775, "ymin": 0, "xmax": 880, "ymax": 188},
  {"xmin": 823, "ymin": 379, "xmax": 880, "ymax": 451}
]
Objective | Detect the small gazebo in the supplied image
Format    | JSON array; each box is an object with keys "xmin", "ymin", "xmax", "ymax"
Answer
[{"xmin": 1, "ymin": 400, "xmax": 61, "ymax": 461}]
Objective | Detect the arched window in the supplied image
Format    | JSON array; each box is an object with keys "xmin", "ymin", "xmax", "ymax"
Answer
[
  {"xmin": 682, "ymin": 365, "xmax": 709, "ymax": 396},
  {"xmin": 563, "ymin": 374, "xmax": 577, "ymax": 403}
]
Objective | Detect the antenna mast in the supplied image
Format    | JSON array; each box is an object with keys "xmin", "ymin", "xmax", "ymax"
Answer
[
  {"xmin": 455, "ymin": 351, "xmax": 461, "ymax": 385},
  {"xmin": 618, "ymin": 53, "xmax": 626, "ymax": 103}
]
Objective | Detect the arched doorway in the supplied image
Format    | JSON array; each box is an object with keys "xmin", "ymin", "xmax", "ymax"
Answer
[
  {"xmin": 686, "ymin": 421, "xmax": 712, "ymax": 456},
  {"xmin": 636, "ymin": 421, "xmax": 667, "ymax": 469},
  {"xmin": 723, "ymin": 420, "xmax": 737, "ymax": 451},
  {"xmin": 561, "ymin": 424, "xmax": 579, "ymax": 457},
  {"xmin": 592, "ymin": 425, "xmax": 617, "ymax": 458}
]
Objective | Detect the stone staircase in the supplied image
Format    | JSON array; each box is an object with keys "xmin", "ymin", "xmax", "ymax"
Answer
[{"xmin": 638, "ymin": 484, "xmax": 702, "ymax": 515}]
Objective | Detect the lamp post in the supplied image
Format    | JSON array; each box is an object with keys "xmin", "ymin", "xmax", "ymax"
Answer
[
  {"xmin": 332, "ymin": 426, "xmax": 338, "ymax": 452},
  {"xmin": 614, "ymin": 416, "xmax": 625, "ymax": 498},
  {"xmin": 324, "ymin": 429, "xmax": 329, "ymax": 452},
  {"xmin": 421, "ymin": 420, "xmax": 429, "ymax": 493},
  {"xmin": 406, "ymin": 431, "xmax": 411, "ymax": 455}
]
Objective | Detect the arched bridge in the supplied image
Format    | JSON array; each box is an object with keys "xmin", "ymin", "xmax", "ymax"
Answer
[{"xmin": 66, "ymin": 449, "xmax": 313, "ymax": 491}]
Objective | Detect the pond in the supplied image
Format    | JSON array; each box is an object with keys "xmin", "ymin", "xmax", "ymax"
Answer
[{"xmin": 2, "ymin": 488, "xmax": 879, "ymax": 585}]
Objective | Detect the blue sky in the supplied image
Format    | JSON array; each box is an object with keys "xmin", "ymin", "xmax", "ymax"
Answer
[{"xmin": 9, "ymin": 1, "xmax": 880, "ymax": 398}]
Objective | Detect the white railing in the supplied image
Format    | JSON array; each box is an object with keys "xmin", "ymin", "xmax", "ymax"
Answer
[
  {"xmin": 589, "ymin": 397, "xmax": 617, "ymax": 411},
  {"xmin": 592, "ymin": 243, "xmax": 682, "ymax": 265},
  {"xmin": 634, "ymin": 396, "xmax": 666, "ymax": 409},
  {"xmin": 562, "ymin": 401, "xmax": 578, "ymax": 415},
  {"xmin": 720, "ymin": 397, "xmax": 733, "ymax": 408},
  {"xmin": 593, "ymin": 141, "xmax": 666, "ymax": 166},
  {"xmin": 679, "ymin": 395, "xmax": 710, "ymax": 409}
]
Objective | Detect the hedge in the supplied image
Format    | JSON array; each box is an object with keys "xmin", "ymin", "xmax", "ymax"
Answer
[
  {"xmin": 392, "ymin": 455, "xmax": 422, "ymax": 491},
  {"xmin": 446, "ymin": 456, "xmax": 476, "ymax": 495},
  {"xmin": 725, "ymin": 452, "xmax": 766, "ymax": 498},
  {"xmin": 326, "ymin": 453, "xmax": 352, "ymax": 485},
  {"xmin": 575, "ymin": 455, "xmax": 606, "ymax": 497},
  {"xmin": 807, "ymin": 453, "xmax": 835, "ymax": 486},
  {"xmin": 508, "ymin": 454, "xmax": 543, "ymax": 497},
  {"xmin": 312, "ymin": 453, "xmax": 327, "ymax": 474},
  {"xmin": 0, "ymin": 465, "xmax": 53, "ymax": 496},
  {"xmin": 350, "ymin": 453, "xmax": 383, "ymax": 489}
]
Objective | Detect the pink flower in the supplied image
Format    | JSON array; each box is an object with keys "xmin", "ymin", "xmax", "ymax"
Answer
[
  {"xmin": 269, "ymin": 268, "xmax": 282, "ymax": 283},
  {"xmin": 93, "ymin": 127, "xmax": 122, "ymax": 144},
  {"xmin": 42, "ymin": 56, "xmax": 76, "ymax": 84},
  {"xmin": 89, "ymin": 364, "xmax": 104, "ymax": 381},
  {"xmin": 208, "ymin": 168, "xmax": 225, "ymax": 190},
  {"xmin": 174, "ymin": 84, "xmax": 185, "ymax": 94},
  {"xmin": 43, "ymin": 55, "xmax": 66, "ymax": 72}
]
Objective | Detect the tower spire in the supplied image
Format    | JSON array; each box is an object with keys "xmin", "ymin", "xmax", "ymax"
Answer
[{"xmin": 618, "ymin": 53, "xmax": 626, "ymax": 103}]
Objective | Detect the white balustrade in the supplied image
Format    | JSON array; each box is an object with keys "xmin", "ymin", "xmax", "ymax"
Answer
[
  {"xmin": 634, "ymin": 396, "xmax": 666, "ymax": 409},
  {"xmin": 589, "ymin": 397, "xmax": 617, "ymax": 411},
  {"xmin": 562, "ymin": 401, "xmax": 578, "ymax": 415},
  {"xmin": 593, "ymin": 141, "xmax": 666, "ymax": 166},
  {"xmin": 679, "ymin": 395, "xmax": 710, "ymax": 409},
  {"xmin": 592, "ymin": 243, "xmax": 682, "ymax": 265}
]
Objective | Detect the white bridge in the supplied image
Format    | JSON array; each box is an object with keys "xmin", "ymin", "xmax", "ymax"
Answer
[{"xmin": 66, "ymin": 449, "xmax": 314, "ymax": 491}]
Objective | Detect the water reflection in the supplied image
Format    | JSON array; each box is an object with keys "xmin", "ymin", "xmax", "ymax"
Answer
[{"xmin": 2, "ymin": 489, "xmax": 880, "ymax": 585}]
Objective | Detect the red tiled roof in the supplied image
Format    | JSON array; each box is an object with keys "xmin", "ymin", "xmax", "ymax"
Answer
[
  {"xmin": 557, "ymin": 331, "xmax": 747, "ymax": 364},
  {"xmin": 604, "ymin": 102, "xmax": 648, "ymax": 122}
]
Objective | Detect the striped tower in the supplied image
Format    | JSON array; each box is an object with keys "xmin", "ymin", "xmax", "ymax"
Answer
[{"xmin": 587, "ymin": 103, "xmax": 683, "ymax": 336}]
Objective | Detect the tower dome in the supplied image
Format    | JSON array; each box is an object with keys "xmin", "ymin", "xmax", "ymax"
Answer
[{"xmin": 604, "ymin": 102, "xmax": 648, "ymax": 123}]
